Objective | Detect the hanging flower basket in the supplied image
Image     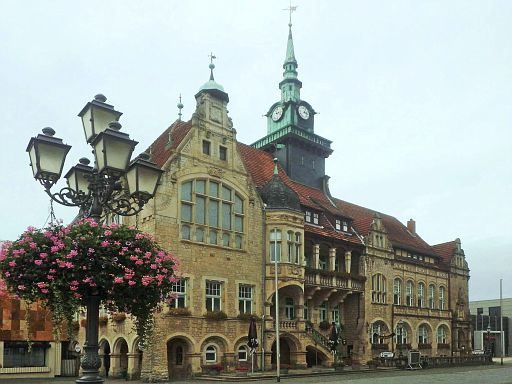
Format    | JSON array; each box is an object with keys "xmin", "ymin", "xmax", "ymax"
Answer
[
  {"xmin": 167, "ymin": 307, "xmax": 191, "ymax": 317},
  {"xmin": 204, "ymin": 310, "xmax": 227, "ymax": 321},
  {"xmin": 0, "ymin": 219, "xmax": 179, "ymax": 344},
  {"xmin": 99, "ymin": 315, "xmax": 109, "ymax": 326},
  {"xmin": 112, "ymin": 312, "xmax": 127, "ymax": 322}
]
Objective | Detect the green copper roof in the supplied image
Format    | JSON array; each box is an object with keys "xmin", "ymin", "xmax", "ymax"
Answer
[
  {"xmin": 199, "ymin": 63, "xmax": 225, "ymax": 92},
  {"xmin": 284, "ymin": 24, "xmax": 297, "ymax": 65}
]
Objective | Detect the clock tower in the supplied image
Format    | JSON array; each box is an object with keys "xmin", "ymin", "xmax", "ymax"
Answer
[{"xmin": 252, "ymin": 22, "xmax": 332, "ymax": 190}]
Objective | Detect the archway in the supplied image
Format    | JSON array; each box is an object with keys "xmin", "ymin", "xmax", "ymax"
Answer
[
  {"xmin": 112, "ymin": 338, "xmax": 128, "ymax": 378},
  {"xmin": 305, "ymin": 345, "xmax": 328, "ymax": 367},
  {"xmin": 167, "ymin": 336, "xmax": 193, "ymax": 380},
  {"xmin": 271, "ymin": 338, "xmax": 292, "ymax": 366},
  {"xmin": 130, "ymin": 338, "xmax": 143, "ymax": 379},
  {"xmin": 98, "ymin": 339, "xmax": 111, "ymax": 378}
]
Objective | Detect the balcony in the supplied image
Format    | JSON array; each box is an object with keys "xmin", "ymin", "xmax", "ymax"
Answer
[
  {"xmin": 304, "ymin": 268, "xmax": 365, "ymax": 292},
  {"xmin": 393, "ymin": 305, "xmax": 452, "ymax": 320}
]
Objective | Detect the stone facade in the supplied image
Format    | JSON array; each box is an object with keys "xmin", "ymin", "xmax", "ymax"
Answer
[{"xmin": 90, "ymin": 26, "xmax": 471, "ymax": 382}]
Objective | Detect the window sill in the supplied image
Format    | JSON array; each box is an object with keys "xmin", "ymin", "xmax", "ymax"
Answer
[{"xmin": 0, "ymin": 367, "xmax": 51, "ymax": 374}]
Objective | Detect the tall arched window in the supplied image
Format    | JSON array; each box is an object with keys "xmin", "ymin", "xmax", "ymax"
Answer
[
  {"xmin": 393, "ymin": 278, "xmax": 402, "ymax": 305},
  {"xmin": 270, "ymin": 229, "xmax": 282, "ymax": 262},
  {"xmin": 439, "ymin": 286, "xmax": 446, "ymax": 310},
  {"xmin": 180, "ymin": 179, "xmax": 244, "ymax": 249},
  {"xmin": 319, "ymin": 301, "xmax": 327, "ymax": 322},
  {"xmin": 371, "ymin": 274, "xmax": 387, "ymax": 304},
  {"xmin": 417, "ymin": 324, "xmax": 429, "ymax": 344},
  {"xmin": 437, "ymin": 325, "xmax": 449, "ymax": 344},
  {"xmin": 395, "ymin": 323, "xmax": 408, "ymax": 345},
  {"xmin": 237, "ymin": 345, "xmax": 248, "ymax": 361},
  {"xmin": 294, "ymin": 233, "xmax": 301, "ymax": 264},
  {"xmin": 417, "ymin": 282, "xmax": 425, "ymax": 308},
  {"xmin": 370, "ymin": 321, "xmax": 387, "ymax": 344},
  {"xmin": 286, "ymin": 231, "xmax": 301, "ymax": 264},
  {"xmin": 428, "ymin": 284, "xmax": 435, "ymax": 309},
  {"xmin": 406, "ymin": 281, "xmax": 414, "ymax": 306}
]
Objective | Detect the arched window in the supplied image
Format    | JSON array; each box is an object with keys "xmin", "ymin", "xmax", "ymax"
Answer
[
  {"xmin": 204, "ymin": 345, "xmax": 217, "ymax": 364},
  {"xmin": 393, "ymin": 278, "xmax": 402, "ymax": 305},
  {"xmin": 395, "ymin": 323, "xmax": 408, "ymax": 345},
  {"xmin": 370, "ymin": 321, "xmax": 387, "ymax": 344},
  {"xmin": 180, "ymin": 179, "xmax": 244, "ymax": 249},
  {"xmin": 428, "ymin": 284, "xmax": 435, "ymax": 309},
  {"xmin": 371, "ymin": 274, "xmax": 386, "ymax": 303},
  {"xmin": 437, "ymin": 325, "xmax": 449, "ymax": 344},
  {"xmin": 439, "ymin": 286, "xmax": 446, "ymax": 310},
  {"xmin": 406, "ymin": 281, "xmax": 414, "ymax": 307},
  {"xmin": 417, "ymin": 324, "xmax": 429, "ymax": 344},
  {"xmin": 331, "ymin": 305, "xmax": 340, "ymax": 325},
  {"xmin": 285, "ymin": 297, "xmax": 295, "ymax": 320},
  {"xmin": 285, "ymin": 231, "xmax": 301, "ymax": 264},
  {"xmin": 417, "ymin": 282, "xmax": 425, "ymax": 308},
  {"xmin": 303, "ymin": 301, "xmax": 309, "ymax": 320},
  {"xmin": 175, "ymin": 345, "xmax": 184, "ymax": 365},
  {"xmin": 237, "ymin": 345, "xmax": 248, "ymax": 361},
  {"xmin": 270, "ymin": 229, "xmax": 282, "ymax": 262}
]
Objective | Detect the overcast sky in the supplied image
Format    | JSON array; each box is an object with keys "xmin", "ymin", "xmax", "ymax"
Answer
[{"xmin": 1, "ymin": 1, "xmax": 510, "ymax": 301}]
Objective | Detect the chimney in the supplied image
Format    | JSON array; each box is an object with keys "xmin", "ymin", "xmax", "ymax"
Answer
[{"xmin": 407, "ymin": 219, "xmax": 416, "ymax": 234}]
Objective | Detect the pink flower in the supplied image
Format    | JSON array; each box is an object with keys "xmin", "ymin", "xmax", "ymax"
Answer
[
  {"xmin": 36, "ymin": 282, "xmax": 47, "ymax": 289},
  {"xmin": 104, "ymin": 230, "xmax": 112, "ymax": 236},
  {"xmin": 29, "ymin": 242, "xmax": 37, "ymax": 249},
  {"xmin": 150, "ymin": 264, "xmax": 157, "ymax": 270},
  {"xmin": 88, "ymin": 248, "xmax": 95, "ymax": 254},
  {"xmin": 135, "ymin": 260, "xmax": 143, "ymax": 265},
  {"xmin": 114, "ymin": 277, "xmax": 123, "ymax": 284},
  {"xmin": 34, "ymin": 259, "xmax": 43, "ymax": 266},
  {"xmin": 73, "ymin": 293, "xmax": 82, "ymax": 299},
  {"xmin": 101, "ymin": 241, "xmax": 109, "ymax": 247},
  {"xmin": 70, "ymin": 286, "xmax": 78, "ymax": 291},
  {"xmin": 70, "ymin": 280, "xmax": 79, "ymax": 286},
  {"xmin": 41, "ymin": 289, "xmax": 49, "ymax": 294},
  {"xmin": 66, "ymin": 250, "xmax": 78, "ymax": 259},
  {"xmin": 51, "ymin": 246, "xmax": 60, "ymax": 253},
  {"xmin": 39, "ymin": 252, "xmax": 48, "ymax": 259},
  {"xmin": 128, "ymin": 280, "xmax": 136, "ymax": 286},
  {"xmin": 17, "ymin": 284, "xmax": 26, "ymax": 290},
  {"xmin": 8, "ymin": 261, "xmax": 16, "ymax": 267},
  {"xmin": 4, "ymin": 271, "xmax": 10, "ymax": 277}
]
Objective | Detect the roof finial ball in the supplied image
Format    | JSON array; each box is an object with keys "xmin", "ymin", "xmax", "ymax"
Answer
[
  {"xmin": 273, "ymin": 157, "xmax": 279, "ymax": 175},
  {"xmin": 208, "ymin": 52, "xmax": 216, "ymax": 80},
  {"xmin": 177, "ymin": 94, "xmax": 184, "ymax": 121}
]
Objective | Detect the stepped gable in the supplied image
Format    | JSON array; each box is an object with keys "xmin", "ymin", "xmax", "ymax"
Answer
[
  {"xmin": 148, "ymin": 120, "xmax": 192, "ymax": 168},
  {"xmin": 432, "ymin": 240, "xmax": 457, "ymax": 265},
  {"xmin": 335, "ymin": 198, "xmax": 438, "ymax": 258}
]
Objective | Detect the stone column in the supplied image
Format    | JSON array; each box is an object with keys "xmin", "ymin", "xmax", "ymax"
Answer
[
  {"xmin": 127, "ymin": 352, "xmax": 142, "ymax": 379},
  {"xmin": 313, "ymin": 244, "xmax": 320, "ymax": 269},
  {"xmin": 329, "ymin": 247, "xmax": 337, "ymax": 271},
  {"xmin": 345, "ymin": 251, "xmax": 352, "ymax": 274}
]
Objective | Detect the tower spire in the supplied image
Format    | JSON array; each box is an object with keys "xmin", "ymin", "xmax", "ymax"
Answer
[
  {"xmin": 208, "ymin": 52, "xmax": 216, "ymax": 80},
  {"xmin": 177, "ymin": 94, "xmax": 183, "ymax": 121}
]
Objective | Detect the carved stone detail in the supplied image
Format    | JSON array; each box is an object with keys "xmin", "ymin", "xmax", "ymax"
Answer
[{"xmin": 207, "ymin": 166, "xmax": 225, "ymax": 178}]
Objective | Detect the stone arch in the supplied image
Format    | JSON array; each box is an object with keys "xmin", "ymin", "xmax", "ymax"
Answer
[
  {"xmin": 270, "ymin": 332, "xmax": 301, "ymax": 367},
  {"xmin": 111, "ymin": 337, "xmax": 129, "ymax": 378},
  {"xmin": 98, "ymin": 338, "xmax": 111, "ymax": 378},
  {"xmin": 129, "ymin": 337, "xmax": 143, "ymax": 380},
  {"xmin": 305, "ymin": 345, "xmax": 329, "ymax": 367},
  {"xmin": 199, "ymin": 335, "xmax": 230, "ymax": 366},
  {"xmin": 268, "ymin": 283, "xmax": 304, "ymax": 321},
  {"xmin": 167, "ymin": 335, "xmax": 195, "ymax": 381}
]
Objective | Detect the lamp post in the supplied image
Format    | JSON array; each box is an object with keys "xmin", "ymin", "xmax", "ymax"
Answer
[
  {"xmin": 273, "ymin": 227, "xmax": 280, "ymax": 382},
  {"xmin": 26, "ymin": 94, "xmax": 163, "ymax": 384}
]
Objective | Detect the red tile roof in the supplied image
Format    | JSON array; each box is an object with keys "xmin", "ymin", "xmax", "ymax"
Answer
[
  {"xmin": 150, "ymin": 125, "xmax": 449, "ymax": 258},
  {"xmin": 432, "ymin": 241, "xmax": 457, "ymax": 264},
  {"xmin": 149, "ymin": 120, "xmax": 192, "ymax": 168},
  {"xmin": 335, "ymin": 198, "xmax": 438, "ymax": 257}
]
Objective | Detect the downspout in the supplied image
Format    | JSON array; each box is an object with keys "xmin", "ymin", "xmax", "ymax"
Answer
[{"xmin": 261, "ymin": 204, "xmax": 267, "ymax": 371}]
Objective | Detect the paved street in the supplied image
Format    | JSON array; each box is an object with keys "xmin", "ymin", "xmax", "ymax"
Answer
[{"xmin": 2, "ymin": 360, "xmax": 511, "ymax": 384}]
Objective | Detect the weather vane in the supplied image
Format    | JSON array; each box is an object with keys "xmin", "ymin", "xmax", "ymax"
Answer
[
  {"xmin": 208, "ymin": 52, "xmax": 216, "ymax": 65},
  {"xmin": 283, "ymin": 1, "xmax": 298, "ymax": 27},
  {"xmin": 208, "ymin": 52, "xmax": 217, "ymax": 80}
]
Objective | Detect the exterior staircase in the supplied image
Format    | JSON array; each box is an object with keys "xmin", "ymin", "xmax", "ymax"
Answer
[{"xmin": 305, "ymin": 323, "xmax": 333, "ymax": 356}]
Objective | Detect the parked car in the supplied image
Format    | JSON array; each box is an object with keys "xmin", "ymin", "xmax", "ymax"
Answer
[{"xmin": 379, "ymin": 351, "xmax": 395, "ymax": 358}]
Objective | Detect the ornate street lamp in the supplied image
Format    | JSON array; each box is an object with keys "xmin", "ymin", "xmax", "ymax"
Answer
[{"xmin": 26, "ymin": 94, "xmax": 163, "ymax": 384}]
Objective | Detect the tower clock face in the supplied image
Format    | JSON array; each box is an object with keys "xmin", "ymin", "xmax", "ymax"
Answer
[
  {"xmin": 271, "ymin": 106, "xmax": 284, "ymax": 121},
  {"xmin": 298, "ymin": 105, "xmax": 310, "ymax": 120}
]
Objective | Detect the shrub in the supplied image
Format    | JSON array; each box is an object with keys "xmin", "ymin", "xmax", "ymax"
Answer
[
  {"xmin": 167, "ymin": 307, "xmax": 191, "ymax": 316},
  {"xmin": 204, "ymin": 310, "xmax": 227, "ymax": 321},
  {"xmin": 236, "ymin": 313, "xmax": 260, "ymax": 321},
  {"xmin": 112, "ymin": 312, "xmax": 127, "ymax": 322},
  {"xmin": 319, "ymin": 320, "xmax": 331, "ymax": 330},
  {"xmin": 99, "ymin": 315, "xmax": 108, "ymax": 326}
]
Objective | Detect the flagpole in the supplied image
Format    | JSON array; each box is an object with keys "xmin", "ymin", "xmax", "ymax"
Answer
[
  {"xmin": 274, "ymin": 227, "xmax": 280, "ymax": 382},
  {"xmin": 500, "ymin": 279, "xmax": 504, "ymax": 365}
]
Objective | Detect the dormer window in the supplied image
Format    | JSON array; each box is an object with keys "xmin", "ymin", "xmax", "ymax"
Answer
[
  {"xmin": 305, "ymin": 211, "xmax": 311, "ymax": 223},
  {"xmin": 343, "ymin": 220, "xmax": 348, "ymax": 231},
  {"xmin": 335, "ymin": 219, "xmax": 349, "ymax": 232},
  {"xmin": 335, "ymin": 219, "xmax": 341, "ymax": 230},
  {"xmin": 313, "ymin": 213, "xmax": 319, "ymax": 225}
]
